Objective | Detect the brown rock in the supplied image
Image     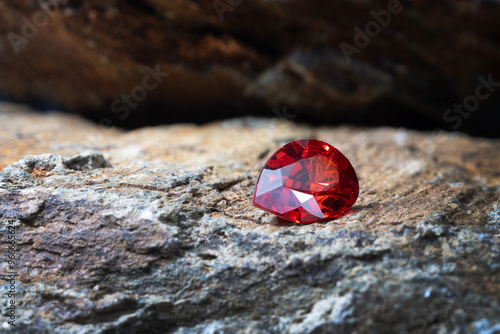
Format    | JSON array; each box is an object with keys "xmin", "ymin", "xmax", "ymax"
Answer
[{"xmin": 0, "ymin": 102, "xmax": 499, "ymax": 333}]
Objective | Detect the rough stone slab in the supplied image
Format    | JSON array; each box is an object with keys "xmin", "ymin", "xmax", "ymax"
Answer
[{"xmin": 0, "ymin": 102, "xmax": 499, "ymax": 333}]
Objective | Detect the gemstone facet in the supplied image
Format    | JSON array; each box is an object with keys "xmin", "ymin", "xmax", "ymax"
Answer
[{"xmin": 253, "ymin": 139, "xmax": 359, "ymax": 224}]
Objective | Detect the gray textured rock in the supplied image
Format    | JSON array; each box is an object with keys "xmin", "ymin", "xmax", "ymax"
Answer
[
  {"xmin": 0, "ymin": 103, "xmax": 499, "ymax": 333},
  {"xmin": 63, "ymin": 152, "xmax": 112, "ymax": 171}
]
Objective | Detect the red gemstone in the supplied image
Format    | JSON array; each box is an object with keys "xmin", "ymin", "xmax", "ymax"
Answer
[{"xmin": 253, "ymin": 139, "xmax": 359, "ymax": 224}]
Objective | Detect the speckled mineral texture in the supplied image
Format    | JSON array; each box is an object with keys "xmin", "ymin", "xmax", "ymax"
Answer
[
  {"xmin": 1, "ymin": 1, "xmax": 500, "ymax": 136},
  {"xmin": 0, "ymin": 102, "xmax": 499, "ymax": 334}
]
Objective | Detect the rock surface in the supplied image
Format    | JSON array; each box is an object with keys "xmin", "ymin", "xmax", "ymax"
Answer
[
  {"xmin": 0, "ymin": 1, "xmax": 500, "ymax": 136},
  {"xmin": 0, "ymin": 101, "xmax": 499, "ymax": 333}
]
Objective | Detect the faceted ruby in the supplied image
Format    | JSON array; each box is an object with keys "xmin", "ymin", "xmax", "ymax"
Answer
[{"xmin": 253, "ymin": 139, "xmax": 359, "ymax": 224}]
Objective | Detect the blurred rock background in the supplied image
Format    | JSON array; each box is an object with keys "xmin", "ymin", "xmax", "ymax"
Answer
[{"xmin": 0, "ymin": 0, "xmax": 499, "ymax": 136}]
